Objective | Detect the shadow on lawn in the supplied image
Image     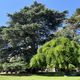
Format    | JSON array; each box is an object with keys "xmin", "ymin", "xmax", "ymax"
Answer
[
  {"xmin": 32, "ymin": 72, "xmax": 80, "ymax": 77},
  {"xmin": 0, "ymin": 73, "xmax": 32, "ymax": 76},
  {"xmin": 36, "ymin": 72, "xmax": 80, "ymax": 77},
  {"xmin": 36, "ymin": 72, "xmax": 65, "ymax": 77},
  {"xmin": 0, "ymin": 72, "xmax": 80, "ymax": 77}
]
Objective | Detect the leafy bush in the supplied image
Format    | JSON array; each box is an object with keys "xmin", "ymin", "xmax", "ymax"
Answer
[{"xmin": 30, "ymin": 37, "xmax": 80, "ymax": 71}]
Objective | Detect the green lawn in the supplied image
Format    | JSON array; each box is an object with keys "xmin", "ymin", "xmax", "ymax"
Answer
[{"xmin": 0, "ymin": 75, "xmax": 80, "ymax": 80}]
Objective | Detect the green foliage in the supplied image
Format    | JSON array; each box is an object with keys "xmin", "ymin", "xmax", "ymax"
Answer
[
  {"xmin": 0, "ymin": 2, "xmax": 66, "ymax": 69},
  {"xmin": 67, "ymin": 8, "xmax": 80, "ymax": 29},
  {"xmin": 55, "ymin": 27, "xmax": 77, "ymax": 40},
  {"xmin": 30, "ymin": 53, "xmax": 46, "ymax": 68},
  {"xmin": 0, "ymin": 1, "xmax": 80, "ymax": 73},
  {"xmin": 54, "ymin": 26, "xmax": 80, "ymax": 44},
  {"xmin": 30, "ymin": 37, "xmax": 80, "ymax": 70}
]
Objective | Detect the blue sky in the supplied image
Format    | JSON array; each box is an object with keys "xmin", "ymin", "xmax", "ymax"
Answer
[{"xmin": 0, "ymin": 0, "xmax": 80, "ymax": 26}]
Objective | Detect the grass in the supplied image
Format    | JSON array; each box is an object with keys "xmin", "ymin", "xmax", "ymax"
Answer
[{"xmin": 0, "ymin": 75, "xmax": 80, "ymax": 80}]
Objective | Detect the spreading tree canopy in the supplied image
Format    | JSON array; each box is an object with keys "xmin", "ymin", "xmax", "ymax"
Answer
[
  {"xmin": 1, "ymin": 2, "xmax": 66, "ymax": 64},
  {"xmin": 30, "ymin": 37, "xmax": 80, "ymax": 70}
]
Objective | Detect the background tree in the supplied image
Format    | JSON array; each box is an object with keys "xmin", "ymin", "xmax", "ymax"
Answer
[
  {"xmin": 54, "ymin": 27, "xmax": 80, "ymax": 42},
  {"xmin": 63, "ymin": 8, "xmax": 80, "ymax": 43},
  {"xmin": 67, "ymin": 8, "xmax": 80, "ymax": 29}
]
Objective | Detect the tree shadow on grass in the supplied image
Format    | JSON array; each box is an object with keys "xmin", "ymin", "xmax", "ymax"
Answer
[
  {"xmin": 0, "ymin": 72, "xmax": 64, "ymax": 77},
  {"xmin": 0, "ymin": 73, "xmax": 32, "ymax": 76},
  {"xmin": 35, "ymin": 72, "xmax": 80, "ymax": 77},
  {"xmin": 35, "ymin": 72, "xmax": 65, "ymax": 77},
  {"xmin": 0, "ymin": 72, "xmax": 80, "ymax": 77}
]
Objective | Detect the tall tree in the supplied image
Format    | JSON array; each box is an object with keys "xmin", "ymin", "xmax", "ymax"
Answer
[{"xmin": 1, "ymin": 2, "xmax": 66, "ymax": 66}]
